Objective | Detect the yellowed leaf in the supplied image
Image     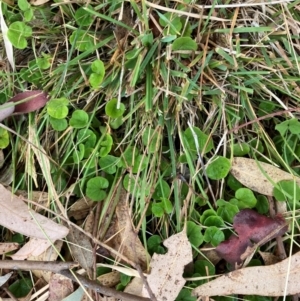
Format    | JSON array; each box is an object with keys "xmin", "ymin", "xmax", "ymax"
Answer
[
  {"xmin": 142, "ymin": 230, "xmax": 193, "ymax": 301},
  {"xmin": 231, "ymin": 157, "xmax": 300, "ymax": 196},
  {"xmin": 192, "ymin": 251, "xmax": 300, "ymax": 297}
]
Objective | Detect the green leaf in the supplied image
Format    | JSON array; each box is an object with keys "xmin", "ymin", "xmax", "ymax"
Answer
[
  {"xmin": 73, "ymin": 144, "xmax": 85, "ymax": 164},
  {"xmin": 217, "ymin": 199, "xmax": 239, "ymax": 223},
  {"xmin": 99, "ymin": 134, "xmax": 113, "ymax": 157},
  {"xmin": 199, "ymin": 209, "xmax": 217, "ymax": 224},
  {"xmin": 69, "ymin": 30, "xmax": 94, "ymax": 52},
  {"xmin": 69, "ymin": 110, "xmax": 89, "ymax": 128},
  {"xmin": 147, "ymin": 235, "xmax": 164, "ymax": 254},
  {"xmin": 159, "ymin": 12, "xmax": 182, "ymax": 35},
  {"xmin": 161, "ymin": 198, "xmax": 173, "ymax": 214},
  {"xmin": 0, "ymin": 128, "xmax": 9, "ymax": 149},
  {"xmin": 24, "ymin": 8, "xmax": 33, "ymax": 22},
  {"xmin": 176, "ymin": 288, "xmax": 197, "ymax": 301},
  {"xmin": 99, "ymin": 155, "xmax": 120, "ymax": 174},
  {"xmin": 255, "ymin": 195, "xmax": 269, "ymax": 214},
  {"xmin": 91, "ymin": 59, "xmax": 105, "ymax": 74},
  {"xmin": 86, "ymin": 176, "xmax": 109, "ymax": 201},
  {"xmin": 276, "ymin": 119, "xmax": 300, "ymax": 135},
  {"xmin": 142, "ymin": 127, "xmax": 160, "ymax": 153},
  {"xmin": 110, "ymin": 116, "xmax": 124, "ymax": 129},
  {"xmin": 152, "ymin": 202, "xmax": 164, "ymax": 217},
  {"xmin": 18, "ymin": 0, "xmax": 30, "ymax": 11},
  {"xmin": 172, "ymin": 37, "xmax": 197, "ymax": 51},
  {"xmin": 226, "ymin": 173, "xmax": 243, "ymax": 191},
  {"xmin": 203, "ymin": 216, "xmax": 224, "ymax": 227},
  {"xmin": 161, "ymin": 35, "xmax": 177, "ymax": 43},
  {"xmin": 105, "ymin": 98, "xmax": 125, "ymax": 118},
  {"xmin": 7, "ymin": 21, "xmax": 32, "ymax": 49},
  {"xmin": 206, "ymin": 156, "xmax": 231, "ymax": 180},
  {"xmin": 90, "ymin": 74, "xmax": 103, "ymax": 89},
  {"xmin": 89, "ymin": 60, "xmax": 105, "ymax": 89},
  {"xmin": 75, "ymin": 6, "xmax": 94, "ymax": 26},
  {"xmin": 232, "ymin": 187, "xmax": 257, "ymax": 209},
  {"xmin": 77, "ymin": 129, "xmax": 96, "ymax": 148},
  {"xmin": 9, "ymin": 278, "xmax": 32, "ymax": 298},
  {"xmin": 183, "ymin": 126, "xmax": 214, "ymax": 156},
  {"xmin": 120, "ymin": 273, "xmax": 131, "ymax": 286},
  {"xmin": 232, "ymin": 142, "xmax": 250, "ymax": 156},
  {"xmin": 194, "ymin": 260, "xmax": 215, "ymax": 276},
  {"xmin": 203, "ymin": 226, "xmax": 225, "ymax": 247},
  {"xmin": 49, "ymin": 117, "xmax": 68, "ymax": 131},
  {"xmin": 153, "ymin": 180, "xmax": 171, "ymax": 200},
  {"xmin": 36, "ymin": 55, "xmax": 51, "ymax": 70},
  {"xmin": 47, "ymin": 98, "xmax": 69, "ymax": 119},
  {"xmin": 186, "ymin": 221, "xmax": 203, "ymax": 247},
  {"xmin": 273, "ymin": 180, "xmax": 300, "ymax": 204}
]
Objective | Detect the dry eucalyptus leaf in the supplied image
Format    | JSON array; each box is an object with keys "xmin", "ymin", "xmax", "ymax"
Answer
[
  {"xmin": 124, "ymin": 277, "xmax": 144, "ymax": 296},
  {"xmin": 97, "ymin": 271, "xmax": 121, "ymax": 287},
  {"xmin": 68, "ymin": 197, "xmax": 94, "ymax": 220},
  {"xmin": 258, "ymin": 251, "xmax": 280, "ymax": 266},
  {"xmin": 67, "ymin": 225, "xmax": 93, "ymax": 279},
  {"xmin": 28, "ymin": 240, "xmax": 63, "ymax": 283},
  {"xmin": 48, "ymin": 273, "xmax": 73, "ymax": 301},
  {"xmin": 231, "ymin": 157, "xmax": 300, "ymax": 196},
  {"xmin": 0, "ymin": 243, "xmax": 19, "ymax": 254},
  {"xmin": 0, "ymin": 272, "xmax": 13, "ymax": 287},
  {"xmin": 15, "ymin": 190, "xmax": 49, "ymax": 210},
  {"xmin": 142, "ymin": 230, "xmax": 193, "ymax": 301},
  {"xmin": 0, "ymin": 184, "xmax": 68, "ymax": 259},
  {"xmin": 0, "ymin": 184, "xmax": 68, "ymax": 240},
  {"xmin": 192, "ymin": 251, "xmax": 300, "ymax": 297},
  {"xmin": 106, "ymin": 188, "xmax": 150, "ymax": 270}
]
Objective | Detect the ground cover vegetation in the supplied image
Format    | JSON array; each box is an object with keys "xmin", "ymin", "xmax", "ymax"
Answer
[{"xmin": 0, "ymin": 0, "xmax": 300, "ymax": 300}]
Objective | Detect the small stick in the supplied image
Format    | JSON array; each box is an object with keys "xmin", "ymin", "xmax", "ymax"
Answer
[
  {"xmin": 59, "ymin": 269, "xmax": 151, "ymax": 301},
  {"xmin": 0, "ymin": 260, "xmax": 78, "ymax": 273}
]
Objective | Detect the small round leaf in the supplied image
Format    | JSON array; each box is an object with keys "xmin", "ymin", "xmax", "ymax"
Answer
[
  {"xmin": 204, "ymin": 226, "xmax": 225, "ymax": 247},
  {"xmin": 47, "ymin": 98, "xmax": 69, "ymax": 119},
  {"xmin": 49, "ymin": 117, "xmax": 68, "ymax": 131},
  {"xmin": 187, "ymin": 221, "xmax": 203, "ymax": 247},
  {"xmin": 75, "ymin": 6, "xmax": 94, "ymax": 26},
  {"xmin": 69, "ymin": 110, "xmax": 89, "ymax": 128},
  {"xmin": 105, "ymin": 98, "xmax": 125, "ymax": 118},
  {"xmin": 86, "ymin": 176, "xmax": 109, "ymax": 201},
  {"xmin": 206, "ymin": 156, "xmax": 231, "ymax": 180}
]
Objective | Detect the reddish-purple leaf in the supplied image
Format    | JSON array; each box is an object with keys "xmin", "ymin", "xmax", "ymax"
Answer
[
  {"xmin": 216, "ymin": 209, "xmax": 288, "ymax": 266},
  {"xmin": 215, "ymin": 235, "xmax": 251, "ymax": 265},
  {"xmin": 233, "ymin": 209, "xmax": 287, "ymax": 242},
  {"xmin": 9, "ymin": 90, "xmax": 49, "ymax": 114}
]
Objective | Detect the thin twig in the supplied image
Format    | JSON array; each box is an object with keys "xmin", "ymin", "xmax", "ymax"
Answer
[
  {"xmin": 59, "ymin": 269, "xmax": 151, "ymax": 301},
  {"xmin": 0, "ymin": 260, "xmax": 78, "ymax": 273}
]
